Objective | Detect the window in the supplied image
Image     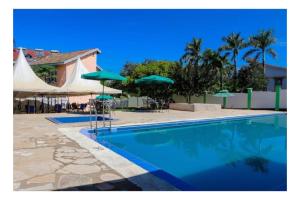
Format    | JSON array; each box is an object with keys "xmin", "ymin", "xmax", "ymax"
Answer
[{"xmin": 25, "ymin": 54, "xmax": 32, "ymax": 59}]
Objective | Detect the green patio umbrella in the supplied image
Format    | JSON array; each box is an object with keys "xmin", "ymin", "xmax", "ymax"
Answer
[
  {"xmin": 81, "ymin": 70, "xmax": 127, "ymax": 129},
  {"xmin": 81, "ymin": 71, "xmax": 126, "ymax": 81},
  {"xmin": 134, "ymin": 75, "xmax": 174, "ymax": 85},
  {"xmin": 96, "ymin": 94, "xmax": 113, "ymax": 100},
  {"xmin": 213, "ymin": 90, "xmax": 234, "ymax": 108},
  {"xmin": 134, "ymin": 75, "xmax": 174, "ymax": 109}
]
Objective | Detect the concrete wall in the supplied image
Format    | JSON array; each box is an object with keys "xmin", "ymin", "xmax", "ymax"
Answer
[
  {"xmin": 173, "ymin": 89, "xmax": 287, "ymax": 110},
  {"xmin": 169, "ymin": 103, "xmax": 221, "ymax": 112}
]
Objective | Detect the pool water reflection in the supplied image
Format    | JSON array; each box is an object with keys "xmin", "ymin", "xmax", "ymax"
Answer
[{"xmin": 97, "ymin": 114, "xmax": 287, "ymax": 191}]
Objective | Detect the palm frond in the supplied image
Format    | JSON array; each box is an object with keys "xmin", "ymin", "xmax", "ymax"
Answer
[
  {"xmin": 242, "ymin": 48, "xmax": 259, "ymax": 60},
  {"xmin": 266, "ymin": 48, "xmax": 277, "ymax": 58}
]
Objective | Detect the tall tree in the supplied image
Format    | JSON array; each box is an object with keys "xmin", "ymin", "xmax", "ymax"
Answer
[
  {"xmin": 120, "ymin": 62, "xmax": 138, "ymax": 76},
  {"xmin": 220, "ymin": 32, "xmax": 247, "ymax": 91},
  {"xmin": 201, "ymin": 49, "xmax": 220, "ymax": 92},
  {"xmin": 180, "ymin": 38, "xmax": 202, "ymax": 103},
  {"xmin": 215, "ymin": 51, "xmax": 231, "ymax": 91},
  {"xmin": 202, "ymin": 49, "xmax": 231, "ymax": 91},
  {"xmin": 237, "ymin": 60, "xmax": 267, "ymax": 92},
  {"xmin": 243, "ymin": 29, "xmax": 277, "ymax": 72}
]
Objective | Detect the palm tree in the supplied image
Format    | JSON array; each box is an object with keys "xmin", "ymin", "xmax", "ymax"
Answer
[
  {"xmin": 202, "ymin": 49, "xmax": 230, "ymax": 91},
  {"xmin": 215, "ymin": 51, "xmax": 231, "ymax": 91},
  {"xmin": 201, "ymin": 49, "xmax": 219, "ymax": 91},
  {"xmin": 243, "ymin": 29, "xmax": 277, "ymax": 72},
  {"xmin": 181, "ymin": 38, "xmax": 202, "ymax": 66},
  {"xmin": 220, "ymin": 33, "xmax": 247, "ymax": 91},
  {"xmin": 180, "ymin": 38, "xmax": 203, "ymax": 103}
]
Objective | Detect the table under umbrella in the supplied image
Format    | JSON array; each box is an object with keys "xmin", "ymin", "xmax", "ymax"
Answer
[
  {"xmin": 96, "ymin": 94, "xmax": 113, "ymax": 100},
  {"xmin": 134, "ymin": 75, "xmax": 174, "ymax": 110},
  {"xmin": 81, "ymin": 70, "xmax": 126, "ymax": 131},
  {"xmin": 213, "ymin": 90, "xmax": 234, "ymax": 108}
]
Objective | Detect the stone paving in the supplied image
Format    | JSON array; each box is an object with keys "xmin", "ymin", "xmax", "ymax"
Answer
[
  {"xmin": 14, "ymin": 109, "xmax": 280, "ymax": 191},
  {"xmin": 14, "ymin": 114, "xmax": 141, "ymax": 191}
]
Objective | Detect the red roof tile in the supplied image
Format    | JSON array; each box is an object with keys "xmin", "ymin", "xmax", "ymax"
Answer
[{"xmin": 13, "ymin": 48, "xmax": 100, "ymax": 66}]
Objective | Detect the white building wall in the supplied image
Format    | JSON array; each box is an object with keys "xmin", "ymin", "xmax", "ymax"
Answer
[
  {"xmin": 267, "ymin": 78, "xmax": 275, "ymax": 91},
  {"xmin": 282, "ymin": 78, "xmax": 287, "ymax": 89}
]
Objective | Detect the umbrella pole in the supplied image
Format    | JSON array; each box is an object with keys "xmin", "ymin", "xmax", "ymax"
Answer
[{"xmin": 102, "ymin": 81, "xmax": 105, "ymax": 128}]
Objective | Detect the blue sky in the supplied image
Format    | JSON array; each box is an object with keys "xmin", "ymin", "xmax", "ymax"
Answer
[{"xmin": 14, "ymin": 9, "xmax": 287, "ymax": 73}]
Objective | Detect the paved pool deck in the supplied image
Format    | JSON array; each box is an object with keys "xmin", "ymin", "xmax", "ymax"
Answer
[{"xmin": 14, "ymin": 109, "xmax": 281, "ymax": 191}]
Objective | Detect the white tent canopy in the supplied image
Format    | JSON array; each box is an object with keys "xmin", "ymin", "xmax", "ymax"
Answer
[
  {"xmin": 13, "ymin": 48, "xmax": 59, "ymax": 95},
  {"xmin": 56, "ymin": 58, "xmax": 122, "ymax": 95}
]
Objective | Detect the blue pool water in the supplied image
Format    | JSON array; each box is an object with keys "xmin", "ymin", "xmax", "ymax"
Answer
[
  {"xmin": 47, "ymin": 115, "xmax": 111, "ymax": 124},
  {"xmin": 90, "ymin": 114, "xmax": 287, "ymax": 191}
]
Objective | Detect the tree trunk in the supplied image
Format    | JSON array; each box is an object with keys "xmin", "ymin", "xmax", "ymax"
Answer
[
  {"xmin": 220, "ymin": 66, "xmax": 223, "ymax": 91},
  {"xmin": 233, "ymin": 56, "xmax": 237, "ymax": 92},
  {"xmin": 187, "ymin": 94, "xmax": 192, "ymax": 104},
  {"xmin": 262, "ymin": 49, "xmax": 265, "ymax": 73}
]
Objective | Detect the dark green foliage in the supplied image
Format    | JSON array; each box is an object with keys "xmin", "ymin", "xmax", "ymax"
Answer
[
  {"xmin": 243, "ymin": 29, "xmax": 277, "ymax": 71},
  {"xmin": 237, "ymin": 61, "xmax": 267, "ymax": 92},
  {"xmin": 32, "ymin": 64, "xmax": 57, "ymax": 85},
  {"xmin": 109, "ymin": 60, "xmax": 177, "ymax": 100},
  {"xmin": 220, "ymin": 32, "xmax": 247, "ymax": 91}
]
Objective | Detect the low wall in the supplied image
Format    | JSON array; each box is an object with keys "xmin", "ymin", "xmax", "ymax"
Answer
[
  {"xmin": 169, "ymin": 103, "xmax": 221, "ymax": 112},
  {"xmin": 173, "ymin": 89, "xmax": 287, "ymax": 110}
]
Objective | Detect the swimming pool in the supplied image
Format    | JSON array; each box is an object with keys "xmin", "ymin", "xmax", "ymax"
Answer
[
  {"xmin": 47, "ymin": 115, "xmax": 112, "ymax": 124},
  {"xmin": 84, "ymin": 113, "xmax": 287, "ymax": 191}
]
